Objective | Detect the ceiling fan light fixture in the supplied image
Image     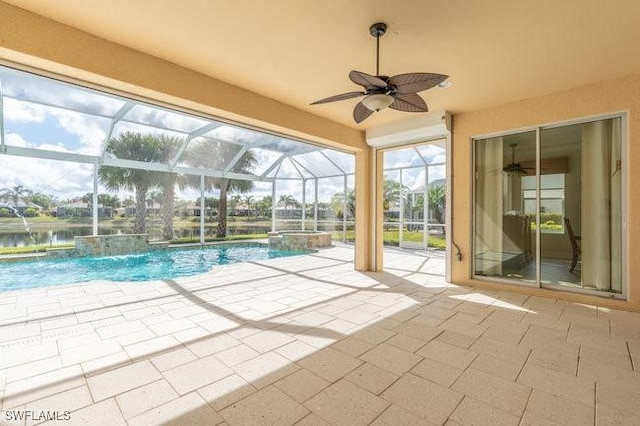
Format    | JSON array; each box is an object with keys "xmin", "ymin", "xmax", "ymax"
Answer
[
  {"xmin": 362, "ymin": 93, "xmax": 394, "ymax": 111},
  {"xmin": 310, "ymin": 22, "xmax": 448, "ymax": 123}
]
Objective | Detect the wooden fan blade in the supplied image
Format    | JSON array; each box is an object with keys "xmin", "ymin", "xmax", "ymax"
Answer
[
  {"xmin": 353, "ymin": 101, "xmax": 374, "ymax": 123},
  {"xmin": 349, "ymin": 70, "xmax": 387, "ymax": 89},
  {"xmin": 310, "ymin": 91, "xmax": 365, "ymax": 105},
  {"xmin": 389, "ymin": 93, "xmax": 428, "ymax": 112},
  {"xmin": 388, "ymin": 73, "xmax": 448, "ymax": 94}
]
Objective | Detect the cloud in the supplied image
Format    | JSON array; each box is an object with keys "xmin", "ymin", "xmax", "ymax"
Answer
[
  {"xmin": 3, "ymin": 99, "xmax": 46, "ymax": 123},
  {"xmin": 6, "ymin": 131, "xmax": 77, "ymax": 154},
  {"xmin": 5, "ymin": 133, "xmax": 29, "ymax": 147},
  {"xmin": 252, "ymin": 149, "xmax": 283, "ymax": 176},
  {"xmin": 1, "ymin": 132, "xmax": 94, "ymax": 197},
  {"xmin": 0, "ymin": 155, "xmax": 93, "ymax": 198},
  {"xmin": 384, "ymin": 142, "xmax": 447, "ymax": 169},
  {"xmin": 403, "ymin": 167, "xmax": 447, "ymax": 191},
  {"xmin": 48, "ymin": 109, "xmax": 108, "ymax": 155},
  {"xmin": 1, "ymin": 68, "xmax": 124, "ymax": 117},
  {"xmin": 126, "ymin": 104, "xmax": 210, "ymax": 133}
]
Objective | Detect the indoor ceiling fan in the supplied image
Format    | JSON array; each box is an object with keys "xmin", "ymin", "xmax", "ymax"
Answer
[
  {"xmin": 310, "ymin": 22, "xmax": 449, "ymax": 123},
  {"xmin": 503, "ymin": 143, "xmax": 535, "ymax": 175}
]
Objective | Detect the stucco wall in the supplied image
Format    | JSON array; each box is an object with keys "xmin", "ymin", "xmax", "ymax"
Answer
[{"xmin": 452, "ymin": 74, "xmax": 640, "ymax": 310}]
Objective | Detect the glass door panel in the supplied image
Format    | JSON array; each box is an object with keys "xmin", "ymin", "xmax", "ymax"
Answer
[
  {"xmin": 540, "ymin": 118, "xmax": 622, "ymax": 294},
  {"xmin": 474, "ymin": 131, "xmax": 536, "ymax": 283}
]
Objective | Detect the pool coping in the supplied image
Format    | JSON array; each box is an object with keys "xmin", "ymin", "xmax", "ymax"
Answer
[{"xmin": 0, "ymin": 238, "xmax": 323, "ymax": 268}]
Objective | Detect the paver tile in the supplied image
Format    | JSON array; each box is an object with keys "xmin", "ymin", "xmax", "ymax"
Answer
[
  {"xmin": 221, "ymin": 386, "xmax": 308, "ymax": 426},
  {"xmin": 304, "ymin": 379, "xmax": 389, "ymax": 426}
]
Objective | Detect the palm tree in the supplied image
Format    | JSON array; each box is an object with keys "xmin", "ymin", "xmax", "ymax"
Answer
[
  {"xmin": 153, "ymin": 135, "xmax": 184, "ymax": 240},
  {"xmin": 278, "ymin": 194, "xmax": 296, "ymax": 218},
  {"xmin": 98, "ymin": 132, "xmax": 167, "ymax": 234},
  {"xmin": 255, "ymin": 195, "xmax": 272, "ymax": 218},
  {"xmin": 244, "ymin": 195, "xmax": 254, "ymax": 218},
  {"xmin": 383, "ymin": 178, "xmax": 404, "ymax": 211},
  {"xmin": 30, "ymin": 192, "xmax": 57, "ymax": 215},
  {"xmin": 122, "ymin": 197, "xmax": 135, "ymax": 208},
  {"xmin": 81, "ymin": 192, "xmax": 97, "ymax": 216},
  {"xmin": 201, "ymin": 197, "xmax": 220, "ymax": 219},
  {"xmin": 428, "ymin": 184, "xmax": 446, "ymax": 224},
  {"xmin": 99, "ymin": 194, "xmax": 121, "ymax": 209},
  {"xmin": 185, "ymin": 138, "xmax": 258, "ymax": 237},
  {"xmin": 409, "ymin": 193, "xmax": 424, "ymax": 221},
  {"xmin": 229, "ymin": 194, "xmax": 242, "ymax": 217},
  {"xmin": 0, "ymin": 184, "xmax": 33, "ymax": 209},
  {"xmin": 146, "ymin": 190, "xmax": 163, "ymax": 209},
  {"xmin": 330, "ymin": 188, "xmax": 355, "ymax": 219}
]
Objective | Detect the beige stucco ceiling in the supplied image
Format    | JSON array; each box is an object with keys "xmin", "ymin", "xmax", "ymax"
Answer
[{"xmin": 4, "ymin": 0, "xmax": 640, "ymax": 130}]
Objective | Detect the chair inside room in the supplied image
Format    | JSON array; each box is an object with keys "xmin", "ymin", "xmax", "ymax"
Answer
[{"xmin": 564, "ymin": 217, "xmax": 581, "ymax": 273}]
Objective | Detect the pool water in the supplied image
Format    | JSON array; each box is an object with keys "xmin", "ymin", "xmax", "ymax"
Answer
[{"xmin": 0, "ymin": 243, "xmax": 309, "ymax": 292}]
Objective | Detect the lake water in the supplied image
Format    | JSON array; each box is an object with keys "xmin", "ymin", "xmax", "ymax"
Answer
[
  {"xmin": 0, "ymin": 227, "xmax": 119, "ymax": 247},
  {"xmin": 0, "ymin": 225, "xmax": 274, "ymax": 247}
]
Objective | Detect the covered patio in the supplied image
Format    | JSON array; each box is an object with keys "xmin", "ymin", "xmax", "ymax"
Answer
[
  {"xmin": 2, "ymin": 1, "xmax": 640, "ymax": 425},
  {"xmin": 1, "ymin": 245, "xmax": 639, "ymax": 425}
]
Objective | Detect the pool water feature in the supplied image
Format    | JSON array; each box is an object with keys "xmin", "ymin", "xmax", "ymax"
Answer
[{"xmin": 0, "ymin": 243, "xmax": 309, "ymax": 292}]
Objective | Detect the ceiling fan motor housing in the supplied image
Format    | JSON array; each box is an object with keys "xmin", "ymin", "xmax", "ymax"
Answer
[{"xmin": 369, "ymin": 22, "xmax": 387, "ymax": 37}]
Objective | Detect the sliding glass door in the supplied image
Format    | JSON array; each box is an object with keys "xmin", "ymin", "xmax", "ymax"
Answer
[{"xmin": 473, "ymin": 116, "xmax": 623, "ymax": 296}]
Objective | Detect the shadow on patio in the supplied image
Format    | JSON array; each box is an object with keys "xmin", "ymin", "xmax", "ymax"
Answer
[{"xmin": 1, "ymin": 244, "xmax": 639, "ymax": 425}]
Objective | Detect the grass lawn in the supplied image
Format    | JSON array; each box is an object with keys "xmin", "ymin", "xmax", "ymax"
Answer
[
  {"xmin": 332, "ymin": 230, "xmax": 446, "ymax": 250},
  {"xmin": 1, "ymin": 216, "xmax": 446, "ymax": 255}
]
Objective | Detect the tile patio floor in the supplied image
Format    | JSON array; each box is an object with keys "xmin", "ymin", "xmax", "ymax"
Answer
[{"xmin": 1, "ymin": 243, "xmax": 640, "ymax": 425}]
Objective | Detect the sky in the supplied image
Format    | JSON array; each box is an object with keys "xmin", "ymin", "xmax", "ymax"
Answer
[{"xmin": 0, "ymin": 65, "xmax": 446, "ymax": 205}]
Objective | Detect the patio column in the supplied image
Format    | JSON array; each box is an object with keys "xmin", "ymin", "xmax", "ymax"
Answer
[
  {"xmin": 92, "ymin": 163, "xmax": 98, "ymax": 236},
  {"xmin": 354, "ymin": 147, "xmax": 375, "ymax": 271}
]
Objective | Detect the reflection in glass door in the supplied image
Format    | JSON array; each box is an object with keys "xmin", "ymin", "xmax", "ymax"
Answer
[
  {"xmin": 474, "ymin": 131, "xmax": 536, "ymax": 284},
  {"xmin": 474, "ymin": 116, "xmax": 623, "ymax": 295},
  {"xmin": 539, "ymin": 118, "xmax": 622, "ymax": 293}
]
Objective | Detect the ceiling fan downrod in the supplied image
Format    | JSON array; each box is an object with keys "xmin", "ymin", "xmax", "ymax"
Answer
[{"xmin": 369, "ymin": 22, "xmax": 387, "ymax": 77}]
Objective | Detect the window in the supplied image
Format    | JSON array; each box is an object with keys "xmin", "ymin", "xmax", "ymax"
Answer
[{"xmin": 523, "ymin": 174, "xmax": 565, "ymax": 233}]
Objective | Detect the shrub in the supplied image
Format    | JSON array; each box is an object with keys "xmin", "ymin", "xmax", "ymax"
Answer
[{"xmin": 24, "ymin": 207, "xmax": 39, "ymax": 217}]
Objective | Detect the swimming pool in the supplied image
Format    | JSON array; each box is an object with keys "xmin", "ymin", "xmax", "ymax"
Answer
[{"xmin": 0, "ymin": 243, "xmax": 309, "ymax": 292}]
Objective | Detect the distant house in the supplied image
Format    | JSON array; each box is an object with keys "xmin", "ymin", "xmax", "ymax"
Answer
[
  {"xmin": 230, "ymin": 201, "xmax": 250, "ymax": 217},
  {"xmin": 122, "ymin": 203, "xmax": 161, "ymax": 217},
  {"xmin": 0, "ymin": 200, "xmax": 42, "ymax": 217},
  {"xmin": 273, "ymin": 204, "xmax": 334, "ymax": 220},
  {"xmin": 406, "ymin": 179, "xmax": 446, "ymax": 222},
  {"xmin": 184, "ymin": 203, "xmax": 215, "ymax": 217},
  {"xmin": 56, "ymin": 201, "xmax": 112, "ymax": 218},
  {"xmin": 384, "ymin": 179, "xmax": 446, "ymax": 221}
]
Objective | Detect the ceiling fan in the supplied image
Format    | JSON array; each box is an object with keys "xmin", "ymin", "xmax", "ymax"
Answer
[
  {"xmin": 503, "ymin": 144, "xmax": 535, "ymax": 175},
  {"xmin": 310, "ymin": 22, "xmax": 449, "ymax": 123}
]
